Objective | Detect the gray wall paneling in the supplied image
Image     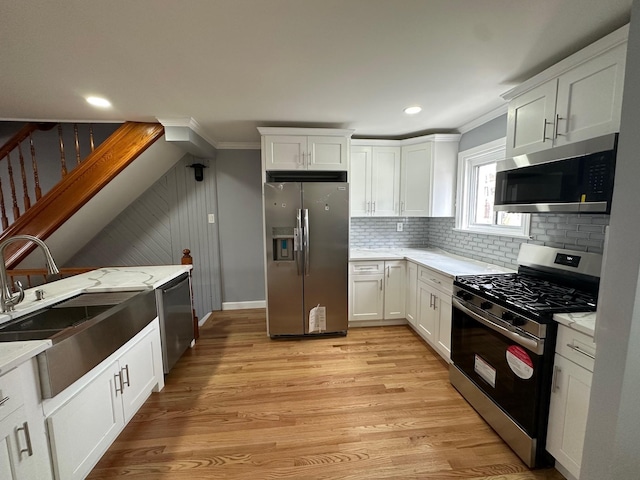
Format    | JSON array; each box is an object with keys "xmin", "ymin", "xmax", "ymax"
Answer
[
  {"xmin": 167, "ymin": 155, "xmax": 223, "ymax": 317},
  {"xmin": 66, "ymin": 153, "xmax": 223, "ymax": 318}
]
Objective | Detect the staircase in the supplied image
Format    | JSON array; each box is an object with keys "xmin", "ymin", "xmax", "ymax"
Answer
[{"xmin": 0, "ymin": 121, "xmax": 167, "ymax": 269}]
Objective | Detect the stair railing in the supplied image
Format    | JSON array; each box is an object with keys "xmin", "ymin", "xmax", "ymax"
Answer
[{"xmin": 0, "ymin": 122, "xmax": 98, "ymax": 231}]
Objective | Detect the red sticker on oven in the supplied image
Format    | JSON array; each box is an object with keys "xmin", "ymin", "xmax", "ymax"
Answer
[{"xmin": 506, "ymin": 345, "xmax": 534, "ymax": 380}]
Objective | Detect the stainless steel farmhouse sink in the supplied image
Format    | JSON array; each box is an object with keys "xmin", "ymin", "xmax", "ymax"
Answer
[{"xmin": 0, "ymin": 289, "xmax": 157, "ymax": 398}]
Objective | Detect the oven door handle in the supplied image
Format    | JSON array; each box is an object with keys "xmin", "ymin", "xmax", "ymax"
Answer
[{"xmin": 452, "ymin": 298, "xmax": 543, "ymax": 355}]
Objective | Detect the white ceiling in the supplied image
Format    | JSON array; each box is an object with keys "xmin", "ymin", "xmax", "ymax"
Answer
[{"xmin": 0, "ymin": 0, "xmax": 632, "ymax": 146}]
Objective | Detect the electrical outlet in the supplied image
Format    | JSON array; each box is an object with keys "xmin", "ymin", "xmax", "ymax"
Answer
[
  {"xmin": 208, "ymin": 213, "xmax": 215, "ymax": 224},
  {"xmin": 396, "ymin": 222, "xmax": 403, "ymax": 232}
]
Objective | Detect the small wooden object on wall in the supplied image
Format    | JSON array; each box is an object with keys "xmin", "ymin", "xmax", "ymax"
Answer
[{"xmin": 181, "ymin": 248, "xmax": 199, "ymax": 340}]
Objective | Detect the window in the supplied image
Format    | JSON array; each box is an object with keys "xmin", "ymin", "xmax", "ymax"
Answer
[{"xmin": 455, "ymin": 138, "xmax": 530, "ymax": 237}]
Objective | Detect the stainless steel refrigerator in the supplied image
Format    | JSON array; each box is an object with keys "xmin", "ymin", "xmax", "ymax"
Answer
[{"xmin": 264, "ymin": 181, "xmax": 349, "ymax": 337}]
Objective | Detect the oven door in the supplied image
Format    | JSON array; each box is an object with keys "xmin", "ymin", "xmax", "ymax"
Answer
[{"xmin": 450, "ymin": 297, "xmax": 551, "ymax": 436}]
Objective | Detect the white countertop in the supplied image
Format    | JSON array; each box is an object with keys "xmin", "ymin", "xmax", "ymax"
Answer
[
  {"xmin": 553, "ymin": 311, "xmax": 596, "ymax": 337},
  {"xmin": 350, "ymin": 247, "xmax": 515, "ymax": 277},
  {"xmin": 0, "ymin": 265, "xmax": 191, "ymax": 375},
  {"xmin": 351, "ymin": 247, "xmax": 598, "ymax": 338}
]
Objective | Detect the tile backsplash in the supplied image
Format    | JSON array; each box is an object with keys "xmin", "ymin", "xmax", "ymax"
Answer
[
  {"xmin": 351, "ymin": 214, "xmax": 609, "ymax": 269},
  {"xmin": 350, "ymin": 217, "xmax": 430, "ymax": 248}
]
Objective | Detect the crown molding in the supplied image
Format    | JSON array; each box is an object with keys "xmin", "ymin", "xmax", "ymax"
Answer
[
  {"xmin": 456, "ymin": 104, "xmax": 508, "ymax": 134},
  {"xmin": 156, "ymin": 117, "xmax": 220, "ymax": 149},
  {"xmin": 501, "ymin": 23, "xmax": 629, "ymax": 101},
  {"xmin": 257, "ymin": 127, "xmax": 355, "ymax": 137},
  {"xmin": 216, "ymin": 142, "xmax": 261, "ymax": 150}
]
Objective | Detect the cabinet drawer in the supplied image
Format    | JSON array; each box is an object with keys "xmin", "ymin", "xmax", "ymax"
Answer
[
  {"xmin": 0, "ymin": 366, "xmax": 24, "ymax": 422},
  {"xmin": 417, "ymin": 266, "xmax": 453, "ymax": 295},
  {"xmin": 556, "ymin": 325, "xmax": 596, "ymax": 372},
  {"xmin": 350, "ymin": 261, "xmax": 385, "ymax": 275}
]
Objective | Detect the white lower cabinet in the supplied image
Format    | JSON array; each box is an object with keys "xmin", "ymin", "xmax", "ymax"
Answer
[
  {"xmin": 546, "ymin": 325, "xmax": 596, "ymax": 480},
  {"xmin": 46, "ymin": 319, "xmax": 163, "ymax": 480},
  {"xmin": 405, "ymin": 262, "xmax": 418, "ymax": 327},
  {"xmin": 0, "ymin": 360, "xmax": 53, "ymax": 480},
  {"xmin": 413, "ymin": 266, "xmax": 454, "ymax": 362},
  {"xmin": 383, "ymin": 261, "xmax": 406, "ymax": 320},
  {"xmin": 349, "ymin": 260, "xmax": 405, "ymax": 325}
]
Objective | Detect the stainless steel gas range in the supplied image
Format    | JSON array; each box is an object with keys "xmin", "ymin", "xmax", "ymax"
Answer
[{"xmin": 449, "ymin": 244, "xmax": 602, "ymax": 468}]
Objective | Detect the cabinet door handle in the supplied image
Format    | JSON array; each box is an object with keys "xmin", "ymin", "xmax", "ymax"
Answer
[
  {"xmin": 114, "ymin": 372, "xmax": 124, "ymax": 395},
  {"xmin": 430, "ymin": 278, "xmax": 441, "ymax": 285},
  {"xmin": 372, "ymin": 202, "xmax": 376, "ymax": 214},
  {"xmin": 0, "ymin": 395, "xmax": 9, "ymax": 406},
  {"xmin": 366, "ymin": 201, "xmax": 371, "ymax": 214},
  {"xmin": 379, "ymin": 279, "xmax": 383, "ymax": 291},
  {"xmin": 552, "ymin": 365, "xmax": 561, "ymax": 393},
  {"xmin": 566, "ymin": 343, "xmax": 595, "ymax": 359},
  {"xmin": 16, "ymin": 421, "xmax": 33, "ymax": 459},
  {"xmin": 387, "ymin": 266, "xmax": 390, "ymax": 278},
  {"xmin": 542, "ymin": 118, "xmax": 554, "ymax": 142},
  {"xmin": 554, "ymin": 114, "xmax": 565, "ymax": 137},
  {"xmin": 122, "ymin": 364, "xmax": 131, "ymax": 388}
]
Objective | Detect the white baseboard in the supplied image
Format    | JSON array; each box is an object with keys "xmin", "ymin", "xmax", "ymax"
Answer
[
  {"xmin": 198, "ymin": 311, "xmax": 212, "ymax": 327},
  {"xmin": 222, "ymin": 300, "xmax": 266, "ymax": 310},
  {"xmin": 348, "ymin": 318, "xmax": 408, "ymax": 328}
]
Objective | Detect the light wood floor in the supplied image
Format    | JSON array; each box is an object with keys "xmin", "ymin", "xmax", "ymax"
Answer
[{"xmin": 88, "ymin": 310, "xmax": 565, "ymax": 480}]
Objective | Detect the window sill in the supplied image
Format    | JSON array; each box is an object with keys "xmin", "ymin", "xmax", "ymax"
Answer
[{"xmin": 452, "ymin": 227, "xmax": 532, "ymax": 239}]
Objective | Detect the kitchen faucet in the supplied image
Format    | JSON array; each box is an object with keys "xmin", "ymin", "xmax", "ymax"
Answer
[{"xmin": 0, "ymin": 234, "xmax": 60, "ymax": 312}]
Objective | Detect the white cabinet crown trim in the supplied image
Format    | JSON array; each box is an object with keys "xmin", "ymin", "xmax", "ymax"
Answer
[
  {"xmin": 351, "ymin": 133, "xmax": 461, "ymax": 147},
  {"xmin": 258, "ymin": 127, "xmax": 355, "ymax": 137},
  {"xmin": 502, "ymin": 23, "xmax": 629, "ymax": 100}
]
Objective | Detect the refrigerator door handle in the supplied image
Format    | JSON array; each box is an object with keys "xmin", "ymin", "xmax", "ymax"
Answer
[
  {"xmin": 295, "ymin": 209, "xmax": 302, "ymax": 275},
  {"xmin": 303, "ymin": 208, "xmax": 310, "ymax": 275}
]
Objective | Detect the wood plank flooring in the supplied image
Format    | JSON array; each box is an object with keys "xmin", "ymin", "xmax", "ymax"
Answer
[{"xmin": 88, "ymin": 310, "xmax": 565, "ymax": 480}]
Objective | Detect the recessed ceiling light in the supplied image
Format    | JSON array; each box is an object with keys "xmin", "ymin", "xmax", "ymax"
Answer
[
  {"xmin": 404, "ymin": 106, "xmax": 422, "ymax": 115},
  {"xmin": 86, "ymin": 96, "xmax": 112, "ymax": 108}
]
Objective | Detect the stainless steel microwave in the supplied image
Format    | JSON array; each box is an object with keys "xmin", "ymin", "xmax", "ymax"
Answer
[{"xmin": 494, "ymin": 133, "xmax": 617, "ymax": 214}]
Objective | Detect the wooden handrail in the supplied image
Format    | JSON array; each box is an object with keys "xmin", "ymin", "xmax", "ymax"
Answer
[
  {"xmin": 0, "ymin": 123, "xmax": 56, "ymax": 161},
  {"xmin": 0, "ymin": 122, "xmax": 165, "ymax": 269}
]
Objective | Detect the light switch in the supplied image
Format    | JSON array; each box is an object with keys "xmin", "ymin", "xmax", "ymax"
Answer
[
  {"xmin": 396, "ymin": 222, "xmax": 403, "ymax": 232},
  {"xmin": 208, "ymin": 214, "xmax": 215, "ymax": 224}
]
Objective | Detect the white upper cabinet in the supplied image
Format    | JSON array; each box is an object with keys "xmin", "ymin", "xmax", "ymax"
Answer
[
  {"xmin": 504, "ymin": 25, "xmax": 628, "ymax": 157},
  {"xmin": 372, "ymin": 146, "xmax": 401, "ymax": 216},
  {"xmin": 259, "ymin": 127, "xmax": 354, "ymax": 172},
  {"xmin": 350, "ymin": 146, "xmax": 373, "ymax": 216},
  {"xmin": 351, "ymin": 134, "xmax": 459, "ymax": 217}
]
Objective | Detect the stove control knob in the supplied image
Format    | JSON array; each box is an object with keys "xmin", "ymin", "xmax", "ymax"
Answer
[
  {"xmin": 456, "ymin": 291, "xmax": 472, "ymax": 301},
  {"xmin": 480, "ymin": 301, "xmax": 492, "ymax": 310},
  {"xmin": 502, "ymin": 311, "xmax": 515, "ymax": 322}
]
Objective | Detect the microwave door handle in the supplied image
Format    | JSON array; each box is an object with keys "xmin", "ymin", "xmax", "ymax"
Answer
[{"xmin": 452, "ymin": 298, "xmax": 543, "ymax": 354}]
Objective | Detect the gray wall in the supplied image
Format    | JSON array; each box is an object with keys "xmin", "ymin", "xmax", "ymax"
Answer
[
  {"xmin": 67, "ymin": 153, "xmax": 223, "ymax": 318},
  {"xmin": 582, "ymin": 2, "xmax": 640, "ymax": 477},
  {"xmin": 215, "ymin": 149, "xmax": 265, "ymax": 304},
  {"xmin": 458, "ymin": 114, "xmax": 507, "ymax": 152}
]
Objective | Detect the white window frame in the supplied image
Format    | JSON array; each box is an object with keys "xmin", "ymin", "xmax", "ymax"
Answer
[{"xmin": 455, "ymin": 138, "xmax": 531, "ymax": 238}]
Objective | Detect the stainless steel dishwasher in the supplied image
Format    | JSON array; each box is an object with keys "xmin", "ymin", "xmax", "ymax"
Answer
[{"xmin": 156, "ymin": 273, "xmax": 194, "ymax": 373}]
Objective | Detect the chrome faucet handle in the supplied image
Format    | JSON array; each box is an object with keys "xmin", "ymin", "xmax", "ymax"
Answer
[{"xmin": 5, "ymin": 280, "xmax": 25, "ymax": 308}]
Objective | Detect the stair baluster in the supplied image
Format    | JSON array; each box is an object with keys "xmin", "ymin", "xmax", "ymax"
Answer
[
  {"xmin": 74, "ymin": 124, "xmax": 81, "ymax": 165},
  {"xmin": 17, "ymin": 143, "xmax": 31, "ymax": 211},
  {"xmin": 5, "ymin": 152, "xmax": 20, "ymax": 221},
  {"xmin": 0, "ymin": 177, "xmax": 8, "ymax": 230},
  {"xmin": 29, "ymin": 133, "xmax": 42, "ymax": 201},
  {"xmin": 58, "ymin": 124, "xmax": 68, "ymax": 177},
  {"xmin": 89, "ymin": 124, "xmax": 95, "ymax": 152}
]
